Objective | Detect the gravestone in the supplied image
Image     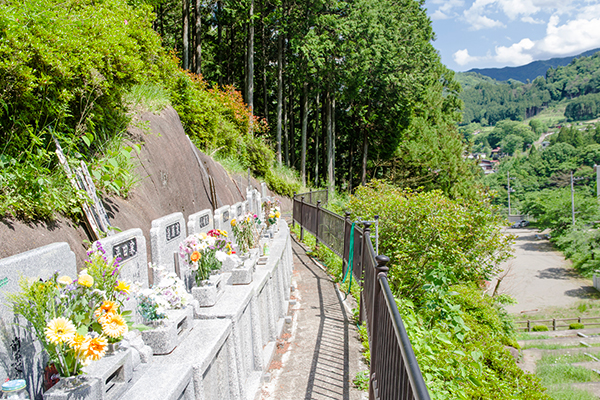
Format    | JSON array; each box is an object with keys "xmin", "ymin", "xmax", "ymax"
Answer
[
  {"xmin": 261, "ymin": 182, "xmax": 267, "ymax": 199},
  {"xmin": 213, "ymin": 205, "xmax": 232, "ymax": 236},
  {"xmin": 242, "ymin": 201, "xmax": 250, "ymax": 217},
  {"xmin": 187, "ymin": 209, "xmax": 214, "ymax": 236},
  {"xmin": 150, "ymin": 212, "xmax": 186, "ymax": 284},
  {"xmin": 253, "ymin": 189, "xmax": 262, "ymax": 219},
  {"xmin": 98, "ymin": 229, "xmax": 149, "ymax": 288},
  {"xmin": 233, "ymin": 202, "xmax": 243, "ymax": 219},
  {"xmin": 0, "ymin": 243, "xmax": 78, "ymax": 398},
  {"xmin": 246, "ymin": 188, "xmax": 254, "ymax": 214}
]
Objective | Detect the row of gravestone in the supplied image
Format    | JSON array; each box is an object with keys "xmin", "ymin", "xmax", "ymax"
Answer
[{"xmin": 0, "ymin": 184, "xmax": 274, "ymax": 399}]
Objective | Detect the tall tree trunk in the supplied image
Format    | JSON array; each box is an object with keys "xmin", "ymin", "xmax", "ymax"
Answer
[
  {"xmin": 183, "ymin": 0, "xmax": 190, "ymax": 70},
  {"xmin": 276, "ymin": 30, "xmax": 283, "ymax": 166},
  {"xmin": 159, "ymin": 4, "xmax": 164, "ymax": 37},
  {"xmin": 361, "ymin": 127, "xmax": 368, "ymax": 185},
  {"xmin": 195, "ymin": 0, "xmax": 202, "ymax": 75},
  {"xmin": 326, "ymin": 90, "xmax": 334, "ymax": 196},
  {"xmin": 248, "ymin": 0, "xmax": 254, "ymax": 115},
  {"xmin": 301, "ymin": 82, "xmax": 308, "ymax": 187},
  {"xmin": 330, "ymin": 96, "xmax": 335, "ymax": 194},
  {"xmin": 217, "ymin": 0, "xmax": 223, "ymax": 86},
  {"xmin": 314, "ymin": 92, "xmax": 320, "ymax": 186},
  {"xmin": 261, "ymin": 2, "xmax": 268, "ymax": 124},
  {"xmin": 348, "ymin": 140, "xmax": 354, "ymax": 193}
]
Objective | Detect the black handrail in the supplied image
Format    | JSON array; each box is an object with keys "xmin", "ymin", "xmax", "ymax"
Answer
[{"xmin": 292, "ymin": 196, "xmax": 431, "ymax": 400}]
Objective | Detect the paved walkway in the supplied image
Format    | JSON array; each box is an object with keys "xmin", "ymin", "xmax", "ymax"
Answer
[{"xmin": 257, "ymin": 235, "xmax": 367, "ymax": 400}]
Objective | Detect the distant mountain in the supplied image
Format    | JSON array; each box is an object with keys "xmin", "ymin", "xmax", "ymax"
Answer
[{"xmin": 466, "ymin": 48, "xmax": 600, "ymax": 83}]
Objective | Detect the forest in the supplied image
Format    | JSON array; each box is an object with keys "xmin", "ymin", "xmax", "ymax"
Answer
[{"xmin": 459, "ymin": 51, "xmax": 600, "ymax": 125}]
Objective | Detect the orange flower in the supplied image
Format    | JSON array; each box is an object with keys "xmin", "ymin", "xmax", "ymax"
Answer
[
  {"xmin": 190, "ymin": 251, "xmax": 201, "ymax": 262},
  {"xmin": 83, "ymin": 336, "xmax": 107, "ymax": 361},
  {"xmin": 101, "ymin": 313, "xmax": 128, "ymax": 339},
  {"xmin": 94, "ymin": 300, "xmax": 118, "ymax": 318}
]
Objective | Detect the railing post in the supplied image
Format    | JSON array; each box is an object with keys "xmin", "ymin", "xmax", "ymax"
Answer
[
  {"xmin": 309, "ymin": 188, "xmax": 313, "ymax": 204},
  {"xmin": 362, "ymin": 222, "xmax": 372, "ymax": 332},
  {"xmin": 342, "ymin": 211, "xmax": 351, "ymax": 278},
  {"xmin": 300, "ymin": 196, "xmax": 305, "ymax": 241},
  {"xmin": 527, "ymin": 320, "xmax": 530, "ymax": 332},
  {"xmin": 292, "ymin": 192, "xmax": 296, "ymax": 228},
  {"xmin": 369, "ymin": 254, "xmax": 390, "ymax": 400},
  {"xmin": 553, "ymin": 318, "xmax": 556, "ymax": 331},
  {"xmin": 316, "ymin": 200, "xmax": 321, "ymax": 247}
]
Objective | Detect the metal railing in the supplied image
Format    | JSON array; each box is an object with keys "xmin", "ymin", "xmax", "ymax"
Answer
[{"xmin": 293, "ymin": 192, "xmax": 431, "ymax": 400}]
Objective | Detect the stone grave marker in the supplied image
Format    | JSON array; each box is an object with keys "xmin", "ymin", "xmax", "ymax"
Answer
[
  {"xmin": 261, "ymin": 182, "xmax": 267, "ymax": 199},
  {"xmin": 234, "ymin": 202, "xmax": 244, "ymax": 219},
  {"xmin": 242, "ymin": 200, "xmax": 250, "ymax": 217},
  {"xmin": 187, "ymin": 209, "xmax": 213, "ymax": 236},
  {"xmin": 213, "ymin": 205, "xmax": 232, "ymax": 235},
  {"xmin": 0, "ymin": 243, "xmax": 78, "ymax": 398},
  {"xmin": 254, "ymin": 189, "xmax": 262, "ymax": 219},
  {"xmin": 246, "ymin": 188, "xmax": 254, "ymax": 214},
  {"xmin": 150, "ymin": 212, "xmax": 186, "ymax": 284},
  {"xmin": 98, "ymin": 228, "xmax": 149, "ymax": 289}
]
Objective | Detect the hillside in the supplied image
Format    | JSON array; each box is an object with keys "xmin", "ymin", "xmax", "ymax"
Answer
[
  {"xmin": 459, "ymin": 50, "xmax": 600, "ymax": 126},
  {"xmin": 0, "ymin": 107, "xmax": 289, "ymax": 264},
  {"xmin": 466, "ymin": 48, "xmax": 600, "ymax": 83}
]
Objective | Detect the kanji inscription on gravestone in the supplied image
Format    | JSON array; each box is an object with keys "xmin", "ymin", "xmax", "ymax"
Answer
[
  {"xmin": 223, "ymin": 211, "xmax": 229, "ymax": 223},
  {"xmin": 113, "ymin": 238, "xmax": 137, "ymax": 262},
  {"xmin": 199, "ymin": 214, "xmax": 210, "ymax": 229},
  {"xmin": 166, "ymin": 222, "xmax": 181, "ymax": 242}
]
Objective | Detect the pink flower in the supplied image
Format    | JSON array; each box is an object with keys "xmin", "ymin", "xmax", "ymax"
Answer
[{"xmin": 124, "ymin": 19, "xmax": 128, "ymax": 25}]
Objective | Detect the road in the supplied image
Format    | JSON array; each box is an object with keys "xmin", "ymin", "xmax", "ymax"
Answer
[{"xmin": 494, "ymin": 228, "xmax": 598, "ymax": 314}]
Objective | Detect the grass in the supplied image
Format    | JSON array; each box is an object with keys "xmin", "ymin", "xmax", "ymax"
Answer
[
  {"xmin": 517, "ymin": 332, "xmax": 550, "ymax": 340},
  {"xmin": 539, "ymin": 352, "xmax": 600, "ymax": 365},
  {"xmin": 537, "ymin": 364, "xmax": 600, "ymax": 385},
  {"xmin": 521, "ymin": 342, "xmax": 600, "ymax": 350},
  {"xmin": 513, "ymin": 301, "xmax": 600, "ymax": 325},
  {"xmin": 123, "ymin": 84, "xmax": 171, "ymax": 114},
  {"xmin": 547, "ymin": 387, "xmax": 600, "ymax": 400}
]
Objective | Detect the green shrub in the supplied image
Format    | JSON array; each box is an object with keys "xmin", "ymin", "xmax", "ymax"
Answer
[
  {"xmin": 533, "ymin": 325, "xmax": 549, "ymax": 332},
  {"xmin": 569, "ymin": 322, "xmax": 585, "ymax": 330}
]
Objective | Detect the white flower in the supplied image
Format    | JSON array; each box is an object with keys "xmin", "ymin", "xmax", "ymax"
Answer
[{"xmin": 215, "ymin": 251, "xmax": 227, "ymax": 263}]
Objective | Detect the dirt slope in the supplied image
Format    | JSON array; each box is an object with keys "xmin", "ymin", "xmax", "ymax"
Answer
[{"xmin": 0, "ymin": 106, "xmax": 288, "ymax": 266}]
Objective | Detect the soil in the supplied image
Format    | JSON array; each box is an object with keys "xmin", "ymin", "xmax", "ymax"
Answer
[
  {"xmin": 493, "ymin": 228, "xmax": 599, "ymax": 315},
  {"xmin": 0, "ymin": 106, "xmax": 291, "ymax": 266}
]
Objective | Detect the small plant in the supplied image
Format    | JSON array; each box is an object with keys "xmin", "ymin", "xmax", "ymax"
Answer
[
  {"xmin": 262, "ymin": 199, "xmax": 281, "ymax": 228},
  {"xmin": 570, "ymin": 323, "xmax": 585, "ymax": 330},
  {"xmin": 532, "ymin": 325, "xmax": 549, "ymax": 332},
  {"xmin": 353, "ymin": 370, "xmax": 369, "ymax": 391}
]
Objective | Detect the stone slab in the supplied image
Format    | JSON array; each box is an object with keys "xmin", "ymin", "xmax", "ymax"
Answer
[
  {"xmin": 231, "ymin": 258, "xmax": 256, "ymax": 285},
  {"xmin": 191, "ymin": 274, "xmax": 225, "ymax": 307},
  {"xmin": 150, "ymin": 212, "xmax": 186, "ymax": 284},
  {"xmin": 121, "ymin": 363, "xmax": 194, "ymax": 400},
  {"xmin": 187, "ymin": 209, "xmax": 214, "ymax": 236},
  {"xmin": 213, "ymin": 205, "xmax": 232, "ymax": 234}
]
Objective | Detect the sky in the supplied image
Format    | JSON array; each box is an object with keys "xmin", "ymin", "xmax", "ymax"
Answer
[{"xmin": 424, "ymin": 0, "xmax": 600, "ymax": 72}]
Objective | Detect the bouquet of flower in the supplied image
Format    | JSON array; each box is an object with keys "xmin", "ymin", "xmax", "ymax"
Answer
[
  {"xmin": 135, "ymin": 264, "xmax": 193, "ymax": 324},
  {"xmin": 262, "ymin": 199, "xmax": 281, "ymax": 228},
  {"xmin": 179, "ymin": 230, "xmax": 232, "ymax": 285},
  {"xmin": 8, "ymin": 242, "xmax": 132, "ymax": 377},
  {"xmin": 230, "ymin": 213, "xmax": 260, "ymax": 254}
]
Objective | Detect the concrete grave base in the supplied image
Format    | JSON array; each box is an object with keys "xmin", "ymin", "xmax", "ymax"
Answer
[
  {"xmin": 141, "ymin": 307, "xmax": 194, "ymax": 355},
  {"xmin": 231, "ymin": 256, "xmax": 257, "ymax": 285},
  {"xmin": 192, "ymin": 273, "xmax": 224, "ymax": 307},
  {"xmin": 43, "ymin": 376, "xmax": 102, "ymax": 400},
  {"xmin": 83, "ymin": 347, "xmax": 135, "ymax": 400}
]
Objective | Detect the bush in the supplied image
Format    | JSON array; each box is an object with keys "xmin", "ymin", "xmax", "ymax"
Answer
[
  {"xmin": 532, "ymin": 325, "xmax": 549, "ymax": 332},
  {"xmin": 569, "ymin": 323, "xmax": 585, "ymax": 330}
]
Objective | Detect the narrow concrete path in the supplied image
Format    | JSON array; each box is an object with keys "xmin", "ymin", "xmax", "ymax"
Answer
[{"xmin": 257, "ymin": 235, "xmax": 367, "ymax": 400}]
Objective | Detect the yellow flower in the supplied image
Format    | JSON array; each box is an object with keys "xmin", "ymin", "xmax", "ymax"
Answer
[
  {"xmin": 190, "ymin": 251, "xmax": 201, "ymax": 262},
  {"xmin": 230, "ymin": 219, "xmax": 237, "ymax": 227},
  {"xmin": 57, "ymin": 275, "xmax": 73, "ymax": 285},
  {"xmin": 219, "ymin": 230, "xmax": 228, "ymax": 237},
  {"xmin": 275, "ymin": 211, "xmax": 280, "ymax": 218},
  {"xmin": 199, "ymin": 232, "xmax": 207, "ymax": 240},
  {"xmin": 69, "ymin": 334, "xmax": 88, "ymax": 354},
  {"xmin": 95, "ymin": 300, "xmax": 118, "ymax": 319},
  {"xmin": 45, "ymin": 317, "xmax": 76, "ymax": 345},
  {"xmin": 114, "ymin": 280, "xmax": 130, "ymax": 294},
  {"xmin": 269, "ymin": 213, "xmax": 274, "ymax": 219},
  {"xmin": 78, "ymin": 274, "xmax": 94, "ymax": 288},
  {"xmin": 101, "ymin": 313, "xmax": 128, "ymax": 339},
  {"xmin": 83, "ymin": 336, "xmax": 107, "ymax": 361}
]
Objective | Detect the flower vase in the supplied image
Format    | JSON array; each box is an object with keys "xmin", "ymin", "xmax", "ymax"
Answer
[
  {"xmin": 105, "ymin": 341, "xmax": 122, "ymax": 356},
  {"xmin": 43, "ymin": 375, "xmax": 102, "ymax": 400}
]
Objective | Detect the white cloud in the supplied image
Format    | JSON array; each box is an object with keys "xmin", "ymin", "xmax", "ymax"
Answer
[
  {"xmin": 521, "ymin": 16, "xmax": 544, "ymax": 24},
  {"xmin": 431, "ymin": 9, "xmax": 450, "ymax": 20},
  {"xmin": 535, "ymin": 14, "xmax": 600, "ymax": 56},
  {"xmin": 463, "ymin": 0, "xmax": 506, "ymax": 30},
  {"xmin": 494, "ymin": 38, "xmax": 536, "ymax": 64},
  {"xmin": 429, "ymin": 0, "xmax": 464, "ymax": 20},
  {"xmin": 453, "ymin": 49, "xmax": 481, "ymax": 65}
]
